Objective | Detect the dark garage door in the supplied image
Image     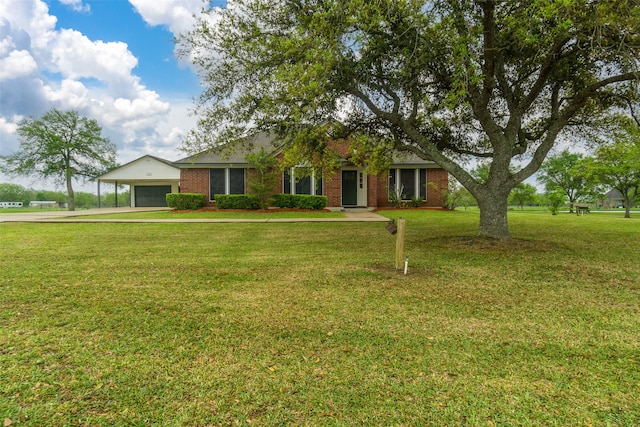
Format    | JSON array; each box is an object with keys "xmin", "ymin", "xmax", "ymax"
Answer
[{"xmin": 134, "ymin": 185, "xmax": 171, "ymax": 207}]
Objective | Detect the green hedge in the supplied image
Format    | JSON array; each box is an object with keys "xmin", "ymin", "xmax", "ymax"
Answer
[
  {"xmin": 215, "ymin": 194, "xmax": 260, "ymax": 209},
  {"xmin": 272, "ymin": 194, "xmax": 328, "ymax": 210},
  {"xmin": 166, "ymin": 193, "xmax": 206, "ymax": 210}
]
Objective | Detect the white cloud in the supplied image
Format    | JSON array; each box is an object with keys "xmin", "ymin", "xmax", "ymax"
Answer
[
  {"xmin": 0, "ymin": 0, "xmax": 186, "ymax": 190},
  {"xmin": 42, "ymin": 78, "xmax": 90, "ymax": 109},
  {"xmin": 128, "ymin": 0, "xmax": 203, "ymax": 35},
  {"xmin": 0, "ymin": 114, "xmax": 20, "ymax": 135},
  {"xmin": 59, "ymin": 0, "xmax": 90, "ymax": 13},
  {"xmin": 47, "ymin": 29, "xmax": 139, "ymax": 89},
  {"xmin": 0, "ymin": 49, "xmax": 38, "ymax": 79},
  {"xmin": 163, "ymin": 127, "xmax": 185, "ymax": 147},
  {"xmin": 129, "ymin": 0, "xmax": 224, "ymax": 69}
]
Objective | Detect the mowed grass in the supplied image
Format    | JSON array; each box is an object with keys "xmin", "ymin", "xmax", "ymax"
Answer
[
  {"xmin": 1, "ymin": 210, "xmax": 638, "ymax": 426},
  {"xmin": 74, "ymin": 209, "xmax": 345, "ymax": 220}
]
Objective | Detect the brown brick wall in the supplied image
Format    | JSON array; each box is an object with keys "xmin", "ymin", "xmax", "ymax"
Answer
[
  {"xmin": 181, "ymin": 167, "xmax": 282, "ymax": 207},
  {"xmin": 180, "ymin": 168, "xmax": 209, "ymax": 202},
  {"xmin": 324, "ymin": 169, "xmax": 341, "ymax": 207},
  {"xmin": 374, "ymin": 172, "xmax": 391, "ymax": 208},
  {"xmin": 180, "ymin": 164, "xmax": 448, "ymax": 209},
  {"xmin": 426, "ymin": 168, "xmax": 448, "ymax": 208},
  {"xmin": 374, "ymin": 168, "xmax": 448, "ymax": 208}
]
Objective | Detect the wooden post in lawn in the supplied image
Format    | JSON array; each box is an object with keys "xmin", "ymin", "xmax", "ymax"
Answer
[{"xmin": 395, "ymin": 217, "xmax": 406, "ymax": 270}]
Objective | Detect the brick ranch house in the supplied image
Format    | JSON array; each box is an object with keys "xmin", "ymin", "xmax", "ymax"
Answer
[
  {"xmin": 174, "ymin": 133, "xmax": 448, "ymax": 209},
  {"xmin": 96, "ymin": 133, "xmax": 449, "ymax": 208}
]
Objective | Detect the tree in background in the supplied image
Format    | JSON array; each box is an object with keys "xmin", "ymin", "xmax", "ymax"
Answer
[
  {"xmin": 0, "ymin": 183, "xmax": 127, "ymax": 209},
  {"xmin": 0, "ymin": 109, "xmax": 117, "ymax": 211},
  {"xmin": 544, "ymin": 189, "xmax": 568, "ymax": 216},
  {"xmin": 100, "ymin": 190, "xmax": 131, "ymax": 208},
  {"xmin": 537, "ymin": 151, "xmax": 591, "ymax": 213},
  {"xmin": 246, "ymin": 148, "xmax": 281, "ymax": 209},
  {"xmin": 509, "ymin": 183, "xmax": 538, "ymax": 210},
  {"xmin": 0, "ymin": 183, "xmax": 32, "ymax": 206},
  {"xmin": 74, "ymin": 192, "xmax": 97, "ymax": 209},
  {"xmin": 180, "ymin": 0, "xmax": 640, "ymax": 239},
  {"xmin": 430, "ymin": 179, "xmax": 476, "ymax": 210},
  {"xmin": 34, "ymin": 190, "xmax": 67, "ymax": 205},
  {"xmin": 583, "ymin": 118, "xmax": 640, "ymax": 218}
]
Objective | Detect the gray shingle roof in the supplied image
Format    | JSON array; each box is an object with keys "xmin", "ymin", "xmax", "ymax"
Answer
[
  {"xmin": 173, "ymin": 132, "xmax": 437, "ymax": 167},
  {"xmin": 173, "ymin": 132, "xmax": 279, "ymax": 167}
]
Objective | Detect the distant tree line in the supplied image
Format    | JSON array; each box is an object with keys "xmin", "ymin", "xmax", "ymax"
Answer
[
  {"xmin": 0, "ymin": 183, "xmax": 129, "ymax": 209},
  {"xmin": 537, "ymin": 116, "xmax": 640, "ymax": 218}
]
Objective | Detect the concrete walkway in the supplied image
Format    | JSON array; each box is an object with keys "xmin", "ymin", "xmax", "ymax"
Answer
[{"xmin": 0, "ymin": 207, "xmax": 389, "ymax": 223}]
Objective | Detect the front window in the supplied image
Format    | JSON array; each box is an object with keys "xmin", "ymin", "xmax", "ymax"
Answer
[
  {"xmin": 229, "ymin": 168, "xmax": 245, "ymax": 194},
  {"xmin": 210, "ymin": 168, "xmax": 245, "ymax": 200},
  {"xmin": 283, "ymin": 167, "xmax": 323, "ymax": 195},
  {"xmin": 388, "ymin": 168, "xmax": 427, "ymax": 200}
]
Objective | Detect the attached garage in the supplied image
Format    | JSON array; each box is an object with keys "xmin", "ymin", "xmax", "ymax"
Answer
[
  {"xmin": 134, "ymin": 185, "xmax": 173, "ymax": 207},
  {"xmin": 96, "ymin": 156, "xmax": 180, "ymax": 207}
]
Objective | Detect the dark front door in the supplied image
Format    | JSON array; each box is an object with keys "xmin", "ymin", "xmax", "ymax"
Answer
[
  {"xmin": 134, "ymin": 185, "xmax": 171, "ymax": 207},
  {"xmin": 342, "ymin": 170, "xmax": 358, "ymax": 206}
]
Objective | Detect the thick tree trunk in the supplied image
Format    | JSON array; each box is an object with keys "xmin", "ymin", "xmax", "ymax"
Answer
[
  {"xmin": 66, "ymin": 171, "xmax": 75, "ymax": 211},
  {"xmin": 624, "ymin": 197, "xmax": 631, "ymax": 218},
  {"xmin": 477, "ymin": 192, "xmax": 511, "ymax": 240}
]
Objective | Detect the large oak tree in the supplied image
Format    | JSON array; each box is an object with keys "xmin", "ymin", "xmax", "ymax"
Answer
[
  {"xmin": 180, "ymin": 0, "xmax": 640, "ymax": 239},
  {"xmin": 1, "ymin": 109, "xmax": 117, "ymax": 211}
]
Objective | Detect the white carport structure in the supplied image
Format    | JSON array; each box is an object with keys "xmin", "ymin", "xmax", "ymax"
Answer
[{"xmin": 96, "ymin": 155, "xmax": 180, "ymax": 207}]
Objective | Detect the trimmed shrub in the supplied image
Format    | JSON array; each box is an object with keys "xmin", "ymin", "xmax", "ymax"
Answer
[
  {"xmin": 272, "ymin": 194, "xmax": 327, "ymax": 210},
  {"xmin": 166, "ymin": 193, "xmax": 206, "ymax": 210},
  {"xmin": 296, "ymin": 195, "xmax": 328, "ymax": 210},
  {"xmin": 272, "ymin": 194, "xmax": 296, "ymax": 208},
  {"xmin": 215, "ymin": 194, "xmax": 260, "ymax": 209}
]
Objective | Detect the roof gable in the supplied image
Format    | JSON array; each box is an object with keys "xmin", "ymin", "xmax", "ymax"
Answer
[{"xmin": 97, "ymin": 155, "xmax": 180, "ymax": 181}]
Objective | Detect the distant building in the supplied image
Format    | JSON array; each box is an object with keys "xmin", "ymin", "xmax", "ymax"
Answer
[
  {"xmin": 603, "ymin": 189, "xmax": 624, "ymax": 208},
  {"xmin": 0, "ymin": 202, "xmax": 23, "ymax": 208},
  {"xmin": 29, "ymin": 201, "xmax": 59, "ymax": 208}
]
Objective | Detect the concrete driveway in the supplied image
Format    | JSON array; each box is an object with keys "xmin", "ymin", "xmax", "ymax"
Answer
[{"xmin": 0, "ymin": 207, "xmax": 389, "ymax": 223}]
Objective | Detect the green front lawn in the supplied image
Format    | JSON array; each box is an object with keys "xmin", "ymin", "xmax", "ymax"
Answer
[
  {"xmin": 0, "ymin": 207, "xmax": 67, "ymax": 214},
  {"xmin": 75, "ymin": 209, "xmax": 345, "ymax": 220},
  {"xmin": 1, "ymin": 210, "xmax": 638, "ymax": 426}
]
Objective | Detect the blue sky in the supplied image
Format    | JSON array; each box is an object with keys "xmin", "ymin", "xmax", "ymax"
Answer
[
  {"xmin": 45, "ymin": 0, "xmax": 203, "ymax": 96},
  {"xmin": 0, "ymin": 0, "xmax": 226, "ymax": 191}
]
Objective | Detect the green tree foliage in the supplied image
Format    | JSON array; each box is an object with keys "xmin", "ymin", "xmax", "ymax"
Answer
[
  {"xmin": 508, "ymin": 183, "xmax": 538, "ymax": 210},
  {"xmin": 544, "ymin": 189, "xmax": 568, "ymax": 215},
  {"xmin": 537, "ymin": 151, "xmax": 591, "ymax": 213},
  {"xmin": 100, "ymin": 190, "xmax": 131, "ymax": 208},
  {"xmin": 0, "ymin": 109, "xmax": 117, "ymax": 211},
  {"xmin": 0, "ymin": 183, "xmax": 125, "ymax": 209},
  {"xmin": 470, "ymin": 162, "xmax": 491, "ymax": 185},
  {"xmin": 179, "ymin": 0, "xmax": 640, "ymax": 239},
  {"xmin": 34, "ymin": 190, "xmax": 67, "ymax": 204},
  {"xmin": 583, "ymin": 118, "xmax": 640, "ymax": 218},
  {"xmin": 246, "ymin": 148, "xmax": 281, "ymax": 209},
  {"xmin": 0, "ymin": 183, "xmax": 32, "ymax": 206},
  {"xmin": 429, "ymin": 179, "xmax": 476, "ymax": 210}
]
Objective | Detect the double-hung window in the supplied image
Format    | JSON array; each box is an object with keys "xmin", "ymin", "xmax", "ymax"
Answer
[
  {"xmin": 210, "ymin": 168, "xmax": 245, "ymax": 200},
  {"xmin": 283, "ymin": 167, "xmax": 323, "ymax": 195},
  {"xmin": 388, "ymin": 168, "xmax": 427, "ymax": 200}
]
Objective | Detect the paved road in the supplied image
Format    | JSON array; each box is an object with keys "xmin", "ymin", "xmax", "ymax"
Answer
[{"xmin": 0, "ymin": 207, "xmax": 389, "ymax": 223}]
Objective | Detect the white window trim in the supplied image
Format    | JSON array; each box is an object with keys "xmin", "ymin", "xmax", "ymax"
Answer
[
  {"xmin": 210, "ymin": 168, "xmax": 245, "ymax": 200},
  {"xmin": 285, "ymin": 167, "xmax": 322, "ymax": 195},
  {"xmin": 390, "ymin": 168, "xmax": 428, "ymax": 201}
]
